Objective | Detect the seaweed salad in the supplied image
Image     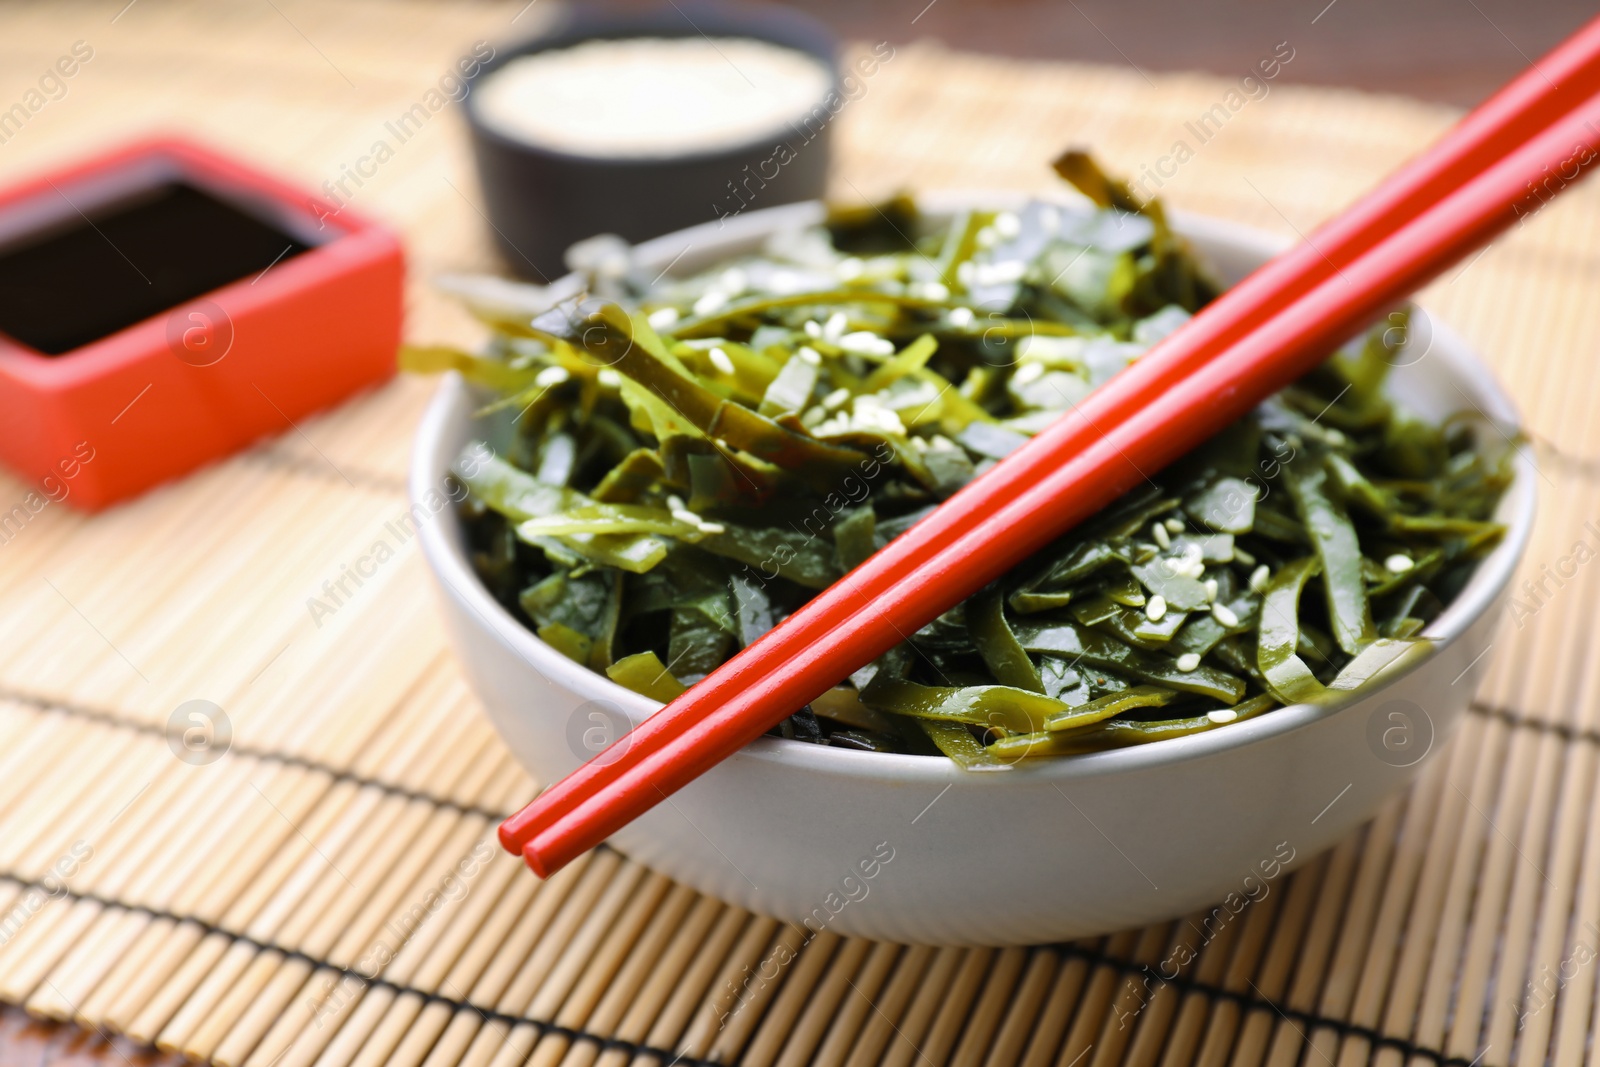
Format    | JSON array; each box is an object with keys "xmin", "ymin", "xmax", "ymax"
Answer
[{"xmin": 404, "ymin": 152, "xmax": 1511, "ymax": 768}]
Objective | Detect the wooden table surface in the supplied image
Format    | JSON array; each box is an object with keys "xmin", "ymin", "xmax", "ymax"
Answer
[
  {"xmin": 2, "ymin": 0, "xmax": 1593, "ymax": 1061},
  {"xmin": 0, "ymin": 1007, "xmax": 168, "ymax": 1067}
]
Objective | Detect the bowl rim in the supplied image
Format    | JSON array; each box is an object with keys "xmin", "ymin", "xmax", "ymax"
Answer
[{"xmin": 414, "ymin": 191, "xmax": 1537, "ymax": 787}]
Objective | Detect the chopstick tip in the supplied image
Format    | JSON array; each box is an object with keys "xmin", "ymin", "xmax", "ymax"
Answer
[{"xmin": 522, "ymin": 842, "xmax": 556, "ymax": 879}]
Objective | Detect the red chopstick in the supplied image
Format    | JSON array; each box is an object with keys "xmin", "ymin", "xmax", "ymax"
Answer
[
  {"xmin": 516, "ymin": 87, "xmax": 1600, "ymax": 877},
  {"xmin": 497, "ymin": 14, "xmax": 1600, "ymax": 862}
]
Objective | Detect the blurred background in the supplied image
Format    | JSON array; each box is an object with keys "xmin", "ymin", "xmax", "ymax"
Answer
[{"xmin": 754, "ymin": 0, "xmax": 1589, "ymax": 106}]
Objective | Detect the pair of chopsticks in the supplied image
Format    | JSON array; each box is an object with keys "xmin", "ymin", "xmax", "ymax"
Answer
[{"xmin": 501, "ymin": 14, "xmax": 1600, "ymax": 878}]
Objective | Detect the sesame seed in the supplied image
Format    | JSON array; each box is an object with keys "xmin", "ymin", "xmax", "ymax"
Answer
[
  {"xmin": 1176, "ymin": 653, "xmax": 1201, "ymax": 672},
  {"xmin": 839, "ymin": 331, "xmax": 896, "ymax": 356},
  {"xmin": 692, "ymin": 290, "xmax": 728, "ymax": 316},
  {"xmin": 1165, "ymin": 517, "xmax": 1184, "ymax": 533},
  {"xmin": 852, "ymin": 406, "xmax": 905, "ymax": 436},
  {"xmin": 1213, "ymin": 603, "xmax": 1239, "ymax": 627},
  {"xmin": 670, "ymin": 508, "xmax": 702, "ymax": 526},
  {"xmin": 837, "ymin": 257, "xmax": 865, "ymax": 281},
  {"xmin": 800, "ymin": 407, "xmax": 825, "ymax": 428},
  {"xmin": 1013, "ymin": 362, "xmax": 1045, "ymax": 386},
  {"xmin": 920, "ymin": 281, "xmax": 950, "ymax": 301},
  {"xmin": 797, "ymin": 346, "xmax": 822, "ymax": 366},
  {"xmin": 975, "ymin": 225, "xmax": 997, "ymax": 248},
  {"xmin": 1249, "ymin": 565, "xmax": 1271, "ymax": 593},
  {"xmin": 697, "ymin": 522, "xmax": 725, "ymax": 535},
  {"xmin": 1233, "ymin": 546, "xmax": 1255, "ymax": 566},
  {"xmin": 973, "ymin": 260, "xmax": 1027, "ymax": 286},
  {"xmin": 1207, "ymin": 709, "xmax": 1238, "ymax": 724},
  {"xmin": 803, "ymin": 320, "xmax": 822, "ymax": 338},
  {"xmin": 534, "ymin": 366, "xmax": 570, "ymax": 388},
  {"xmin": 1204, "ymin": 578, "xmax": 1218, "ymax": 602},
  {"xmin": 709, "ymin": 347, "xmax": 735, "ymax": 375},
  {"xmin": 1145, "ymin": 595, "xmax": 1167, "ymax": 622},
  {"xmin": 994, "ymin": 211, "xmax": 1021, "ymax": 238},
  {"xmin": 1152, "ymin": 523, "xmax": 1171, "ymax": 550},
  {"xmin": 647, "ymin": 307, "xmax": 679, "ymax": 330},
  {"xmin": 948, "ymin": 307, "xmax": 975, "ymax": 329},
  {"xmin": 1386, "ymin": 554, "xmax": 1414, "ymax": 574},
  {"xmin": 822, "ymin": 388, "xmax": 851, "ymax": 411},
  {"xmin": 666, "ymin": 495, "xmax": 685, "ymax": 511},
  {"xmin": 598, "ymin": 368, "xmax": 622, "ymax": 388},
  {"xmin": 823, "ymin": 312, "xmax": 848, "ymax": 342}
]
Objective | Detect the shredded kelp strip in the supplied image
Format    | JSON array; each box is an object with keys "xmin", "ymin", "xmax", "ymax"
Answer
[{"xmin": 411, "ymin": 152, "xmax": 1511, "ymax": 767}]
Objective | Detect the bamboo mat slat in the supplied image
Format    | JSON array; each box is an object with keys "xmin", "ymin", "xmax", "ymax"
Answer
[{"xmin": 3, "ymin": 2, "xmax": 1600, "ymax": 1065}]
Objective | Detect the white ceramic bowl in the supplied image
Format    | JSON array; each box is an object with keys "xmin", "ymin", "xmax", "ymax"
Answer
[{"xmin": 413, "ymin": 193, "xmax": 1535, "ymax": 946}]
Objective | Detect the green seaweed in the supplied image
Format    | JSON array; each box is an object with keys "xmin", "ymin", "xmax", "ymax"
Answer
[{"xmin": 414, "ymin": 154, "xmax": 1511, "ymax": 767}]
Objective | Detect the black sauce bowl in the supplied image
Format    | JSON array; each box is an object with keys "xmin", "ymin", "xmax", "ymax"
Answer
[{"xmin": 463, "ymin": 1, "xmax": 840, "ymax": 281}]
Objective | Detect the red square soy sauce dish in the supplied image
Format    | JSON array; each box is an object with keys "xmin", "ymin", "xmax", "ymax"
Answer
[{"xmin": 0, "ymin": 137, "xmax": 404, "ymax": 510}]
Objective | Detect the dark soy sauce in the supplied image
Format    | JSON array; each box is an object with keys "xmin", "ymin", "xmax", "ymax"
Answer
[{"xmin": 0, "ymin": 182, "xmax": 311, "ymax": 355}]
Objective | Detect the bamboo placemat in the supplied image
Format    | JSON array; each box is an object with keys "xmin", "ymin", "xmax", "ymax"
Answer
[{"xmin": 4, "ymin": 2, "xmax": 1600, "ymax": 1065}]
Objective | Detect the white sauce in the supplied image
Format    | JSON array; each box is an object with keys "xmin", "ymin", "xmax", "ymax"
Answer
[{"xmin": 473, "ymin": 37, "xmax": 833, "ymax": 158}]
